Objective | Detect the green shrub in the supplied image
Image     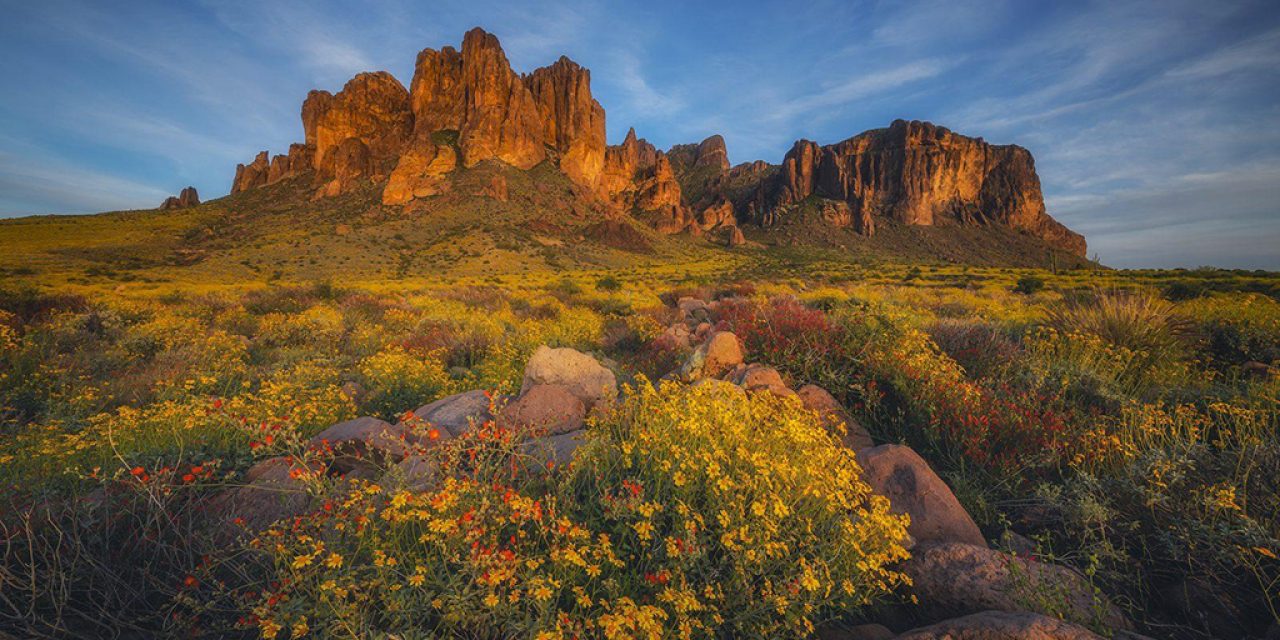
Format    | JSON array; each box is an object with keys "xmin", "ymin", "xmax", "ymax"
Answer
[
  {"xmin": 595, "ymin": 275, "xmax": 622, "ymax": 292},
  {"xmin": 1014, "ymin": 275, "xmax": 1045, "ymax": 295}
]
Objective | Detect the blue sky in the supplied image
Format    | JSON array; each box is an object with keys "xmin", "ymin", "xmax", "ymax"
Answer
[{"xmin": 1, "ymin": 0, "xmax": 1277, "ymax": 269}]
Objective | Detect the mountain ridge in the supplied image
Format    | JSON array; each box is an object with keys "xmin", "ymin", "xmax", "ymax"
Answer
[{"xmin": 223, "ymin": 27, "xmax": 1084, "ymax": 260}]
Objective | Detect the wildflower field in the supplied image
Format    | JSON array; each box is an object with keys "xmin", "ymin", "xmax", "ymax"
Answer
[{"xmin": 1, "ymin": 260, "xmax": 1278, "ymax": 639}]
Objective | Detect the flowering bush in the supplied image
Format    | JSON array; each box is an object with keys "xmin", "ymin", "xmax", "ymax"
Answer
[
  {"xmin": 235, "ymin": 382, "xmax": 909, "ymax": 638},
  {"xmin": 357, "ymin": 346, "xmax": 454, "ymax": 420}
]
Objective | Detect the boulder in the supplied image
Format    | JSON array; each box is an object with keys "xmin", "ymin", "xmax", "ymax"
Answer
[
  {"xmin": 796, "ymin": 384, "xmax": 874, "ymax": 450},
  {"xmin": 499, "ymin": 383, "xmax": 586, "ymax": 435},
  {"xmin": 678, "ymin": 331, "xmax": 743, "ymax": 381},
  {"xmin": 391, "ymin": 454, "xmax": 440, "ymax": 490},
  {"xmin": 520, "ymin": 346, "xmax": 617, "ymax": 409},
  {"xmin": 902, "ymin": 542, "xmax": 1128, "ymax": 632},
  {"xmin": 894, "ymin": 611, "xmax": 1103, "ymax": 640},
  {"xmin": 214, "ymin": 456, "xmax": 322, "ymax": 532},
  {"xmin": 308, "ymin": 416, "xmax": 417, "ymax": 472},
  {"xmin": 523, "ymin": 428, "xmax": 587, "ymax": 467},
  {"xmin": 410, "ymin": 389, "xmax": 496, "ymax": 437},
  {"xmin": 731, "ymin": 363, "xmax": 795, "ymax": 398},
  {"xmin": 726, "ymin": 225, "xmax": 747, "ymax": 247},
  {"xmin": 855, "ymin": 445, "xmax": 985, "ymax": 548}
]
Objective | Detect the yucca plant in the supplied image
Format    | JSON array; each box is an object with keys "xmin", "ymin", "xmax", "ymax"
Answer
[{"xmin": 1047, "ymin": 288, "xmax": 1193, "ymax": 392}]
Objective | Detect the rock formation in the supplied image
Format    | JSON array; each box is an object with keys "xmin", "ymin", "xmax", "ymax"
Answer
[
  {"xmin": 526, "ymin": 56, "xmax": 607, "ymax": 188},
  {"xmin": 159, "ymin": 186, "xmax": 200, "ymax": 210},
  {"xmin": 224, "ymin": 29, "xmax": 1085, "ymax": 257},
  {"xmin": 745, "ymin": 120, "xmax": 1084, "ymax": 254},
  {"xmin": 668, "ymin": 134, "xmax": 730, "ymax": 173},
  {"xmin": 309, "ymin": 72, "xmax": 413, "ymax": 197},
  {"xmin": 231, "ymin": 151, "xmax": 269, "ymax": 194}
]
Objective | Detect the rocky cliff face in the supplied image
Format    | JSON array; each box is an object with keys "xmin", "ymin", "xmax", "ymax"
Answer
[
  {"xmin": 225, "ymin": 30, "xmax": 1085, "ymax": 257},
  {"xmin": 737, "ymin": 120, "xmax": 1085, "ymax": 254}
]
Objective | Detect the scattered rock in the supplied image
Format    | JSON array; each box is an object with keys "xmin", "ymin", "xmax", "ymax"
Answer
[
  {"xmin": 677, "ymin": 296, "xmax": 711, "ymax": 323},
  {"xmin": 391, "ymin": 454, "xmax": 440, "ymax": 490},
  {"xmin": 500, "ymin": 383, "xmax": 586, "ymax": 435},
  {"xmin": 477, "ymin": 173, "xmax": 509, "ymax": 201},
  {"xmin": 902, "ymin": 542, "xmax": 1128, "ymax": 632},
  {"xmin": 796, "ymin": 384, "xmax": 874, "ymax": 450},
  {"xmin": 731, "ymin": 363, "xmax": 795, "ymax": 398},
  {"xmin": 678, "ymin": 331, "xmax": 743, "ymax": 381},
  {"xmin": 308, "ymin": 416, "xmax": 418, "ymax": 473},
  {"xmin": 410, "ymin": 389, "xmax": 496, "ymax": 437},
  {"xmin": 213, "ymin": 456, "xmax": 322, "ymax": 532},
  {"xmin": 855, "ymin": 444, "xmax": 985, "ymax": 548},
  {"xmin": 894, "ymin": 610, "xmax": 1103, "ymax": 640},
  {"xmin": 661, "ymin": 322, "xmax": 693, "ymax": 349},
  {"xmin": 523, "ymin": 429, "xmax": 587, "ymax": 467},
  {"xmin": 340, "ymin": 381, "xmax": 365, "ymax": 404},
  {"xmin": 693, "ymin": 321, "xmax": 712, "ymax": 341},
  {"xmin": 520, "ymin": 346, "xmax": 617, "ymax": 410}
]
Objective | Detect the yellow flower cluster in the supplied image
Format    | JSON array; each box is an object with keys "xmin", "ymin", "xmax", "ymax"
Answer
[{"xmin": 246, "ymin": 381, "xmax": 909, "ymax": 638}]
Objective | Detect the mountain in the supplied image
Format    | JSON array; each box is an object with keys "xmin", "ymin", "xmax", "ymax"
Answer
[{"xmin": 217, "ymin": 27, "xmax": 1084, "ymax": 263}]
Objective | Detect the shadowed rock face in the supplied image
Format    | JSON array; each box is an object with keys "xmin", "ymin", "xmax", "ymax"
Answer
[{"xmin": 225, "ymin": 29, "xmax": 1085, "ymax": 257}]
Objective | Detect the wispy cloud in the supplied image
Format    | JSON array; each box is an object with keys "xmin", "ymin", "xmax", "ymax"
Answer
[
  {"xmin": 0, "ymin": 149, "xmax": 169, "ymax": 215},
  {"xmin": 767, "ymin": 59, "xmax": 952, "ymax": 125}
]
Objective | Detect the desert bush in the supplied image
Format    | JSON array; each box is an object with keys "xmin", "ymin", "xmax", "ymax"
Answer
[
  {"xmin": 357, "ymin": 347, "xmax": 454, "ymax": 420},
  {"xmin": 1047, "ymin": 289, "xmax": 1191, "ymax": 372},
  {"xmin": 1014, "ymin": 275, "xmax": 1045, "ymax": 294},
  {"xmin": 1181, "ymin": 293, "xmax": 1280, "ymax": 369},
  {"xmin": 1045, "ymin": 402, "xmax": 1280, "ymax": 637},
  {"xmin": 0, "ymin": 463, "xmax": 227, "ymax": 638},
  {"xmin": 927, "ymin": 318, "xmax": 1022, "ymax": 380},
  {"xmin": 595, "ymin": 275, "xmax": 622, "ymax": 292},
  {"xmin": 231, "ymin": 382, "xmax": 908, "ymax": 638}
]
